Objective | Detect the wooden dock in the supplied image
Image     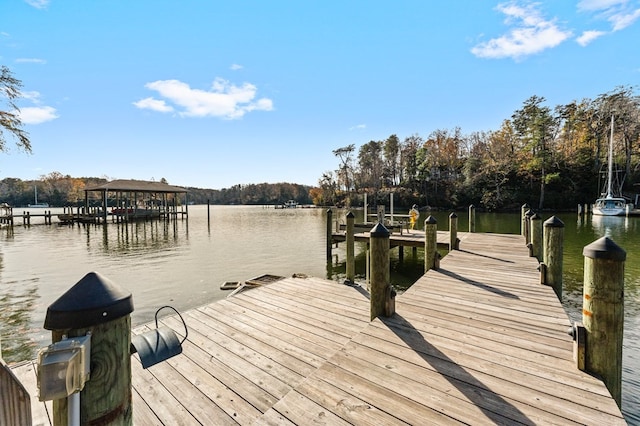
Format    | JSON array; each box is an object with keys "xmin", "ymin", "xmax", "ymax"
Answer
[
  {"xmin": 331, "ymin": 228, "xmax": 457, "ymax": 250},
  {"xmin": 10, "ymin": 232, "xmax": 626, "ymax": 425}
]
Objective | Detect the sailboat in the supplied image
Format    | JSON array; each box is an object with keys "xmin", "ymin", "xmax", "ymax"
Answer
[
  {"xmin": 592, "ymin": 114, "xmax": 627, "ymax": 216},
  {"xmin": 28, "ymin": 186, "xmax": 49, "ymax": 208}
]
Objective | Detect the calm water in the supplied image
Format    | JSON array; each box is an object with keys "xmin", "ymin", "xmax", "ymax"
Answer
[{"xmin": 1, "ymin": 205, "xmax": 639, "ymax": 422}]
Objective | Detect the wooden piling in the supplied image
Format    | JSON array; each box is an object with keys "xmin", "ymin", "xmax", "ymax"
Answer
[
  {"xmin": 582, "ymin": 237, "xmax": 626, "ymax": 408},
  {"xmin": 521, "ymin": 203, "xmax": 529, "ymax": 236},
  {"xmin": 44, "ymin": 272, "xmax": 134, "ymax": 425},
  {"xmin": 369, "ymin": 223, "xmax": 390, "ymax": 321},
  {"xmin": 449, "ymin": 212, "xmax": 458, "ymax": 251},
  {"xmin": 326, "ymin": 209, "xmax": 333, "ymax": 261},
  {"xmin": 346, "ymin": 211, "xmax": 355, "ymax": 282},
  {"xmin": 523, "ymin": 209, "xmax": 533, "ymax": 245},
  {"xmin": 424, "ymin": 216, "xmax": 437, "ymax": 272},
  {"xmin": 530, "ymin": 213, "xmax": 542, "ymax": 261},
  {"xmin": 543, "ymin": 216, "xmax": 564, "ymax": 299},
  {"xmin": 468, "ymin": 204, "xmax": 476, "ymax": 233},
  {"xmin": 207, "ymin": 199, "xmax": 211, "ymax": 228}
]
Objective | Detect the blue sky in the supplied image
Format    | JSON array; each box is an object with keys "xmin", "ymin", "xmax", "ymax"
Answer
[{"xmin": 1, "ymin": 1, "xmax": 639, "ymax": 189}]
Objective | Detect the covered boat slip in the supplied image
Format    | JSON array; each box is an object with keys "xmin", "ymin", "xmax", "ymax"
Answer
[
  {"xmin": 12, "ymin": 232, "xmax": 625, "ymax": 425},
  {"xmin": 83, "ymin": 179, "xmax": 189, "ymax": 223}
]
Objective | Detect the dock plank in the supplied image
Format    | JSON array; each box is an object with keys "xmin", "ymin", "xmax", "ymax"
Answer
[{"xmin": 10, "ymin": 232, "xmax": 626, "ymax": 425}]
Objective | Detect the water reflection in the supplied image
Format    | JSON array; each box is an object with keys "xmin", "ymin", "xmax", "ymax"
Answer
[
  {"xmin": 591, "ymin": 214, "xmax": 632, "ymax": 238},
  {"xmin": 0, "ymin": 275, "xmax": 40, "ymax": 361}
]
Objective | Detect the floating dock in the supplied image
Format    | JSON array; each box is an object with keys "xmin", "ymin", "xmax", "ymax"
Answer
[{"xmin": 10, "ymin": 232, "xmax": 625, "ymax": 424}]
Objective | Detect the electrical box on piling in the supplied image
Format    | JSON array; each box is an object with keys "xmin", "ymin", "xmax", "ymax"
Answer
[{"xmin": 42, "ymin": 272, "xmax": 134, "ymax": 426}]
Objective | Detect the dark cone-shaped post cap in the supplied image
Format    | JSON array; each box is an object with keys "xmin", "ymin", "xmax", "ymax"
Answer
[
  {"xmin": 346, "ymin": 211, "xmax": 354, "ymax": 218},
  {"xmin": 544, "ymin": 216, "xmax": 565, "ymax": 228},
  {"xmin": 449, "ymin": 212, "xmax": 458, "ymax": 218},
  {"xmin": 531, "ymin": 213, "xmax": 541, "ymax": 220},
  {"xmin": 370, "ymin": 222, "xmax": 389, "ymax": 237},
  {"xmin": 425, "ymin": 215, "xmax": 437, "ymax": 224},
  {"xmin": 583, "ymin": 237, "xmax": 626, "ymax": 262},
  {"xmin": 44, "ymin": 272, "xmax": 134, "ymax": 330}
]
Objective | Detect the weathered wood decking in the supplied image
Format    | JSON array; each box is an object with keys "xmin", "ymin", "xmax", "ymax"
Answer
[{"xmin": 11, "ymin": 232, "xmax": 626, "ymax": 425}]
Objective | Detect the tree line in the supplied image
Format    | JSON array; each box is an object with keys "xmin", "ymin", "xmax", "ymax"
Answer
[
  {"xmin": 312, "ymin": 86, "xmax": 640, "ymax": 211},
  {"xmin": 0, "ymin": 172, "xmax": 312, "ymax": 207}
]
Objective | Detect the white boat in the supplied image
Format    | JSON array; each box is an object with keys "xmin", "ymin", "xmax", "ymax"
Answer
[
  {"xmin": 283, "ymin": 200, "xmax": 298, "ymax": 208},
  {"xmin": 28, "ymin": 186, "xmax": 49, "ymax": 208},
  {"xmin": 593, "ymin": 115, "xmax": 629, "ymax": 216}
]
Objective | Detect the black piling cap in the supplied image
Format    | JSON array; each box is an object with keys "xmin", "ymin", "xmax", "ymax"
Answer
[
  {"xmin": 425, "ymin": 215, "xmax": 437, "ymax": 224},
  {"xmin": 44, "ymin": 272, "xmax": 134, "ymax": 330},
  {"xmin": 544, "ymin": 216, "xmax": 565, "ymax": 228},
  {"xmin": 370, "ymin": 222, "xmax": 390, "ymax": 237},
  {"xmin": 525, "ymin": 210, "xmax": 534, "ymax": 217},
  {"xmin": 346, "ymin": 211, "xmax": 354, "ymax": 219},
  {"xmin": 449, "ymin": 212, "xmax": 458, "ymax": 218},
  {"xmin": 530, "ymin": 213, "xmax": 541, "ymax": 220},
  {"xmin": 583, "ymin": 237, "xmax": 626, "ymax": 262}
]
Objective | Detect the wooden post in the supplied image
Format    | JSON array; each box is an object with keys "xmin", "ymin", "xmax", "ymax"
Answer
[
  {"xmin": 582, "ymin": 237, "xmax": 626, "ymax": 408},
  {"xmin": 448, "ymin": 212, "xmax": 458, "ymax": 251},
  {"xmin": 369, "ymin": 223, "xmax": 390, "ymax": 321},
  {"xmin": 468, "ymin": 204, "xmax": 475, "ymax": 233},
  {"xmin": 424, "ymin": 216, "xmax": 437, "ymax": 272},
  {"xmin": 44, "ymin": 272, "xmax": 134, "ymax": 425},
  {"xmin": 524, "ymin": 209, "xmax": 533, "ymax": 245},
  {"xmin": 363, "ymin": 193, "xmax": 368, "ymax": 223},
  {"xmin": 1, "ymin": 358, "xmax": 32, "ymax": 425},
  {"xmin": 521, "ymin": 203, "xmax": 529, "ymax": 236},
  {"xmin": 578, "ymin": 204, "xmax": 583, "ymax": 215},
  {"xmin": 530, "ymin": 213, "xmax": 542, "ymax": 261},
  {"xmin": 207, "ymin": 199, "xmax": 211, "ymax": 228},
  {"xmin": 346, "ymin": 211, "xmax": 355, "ymax": 282},
  {"xmin": 543, "ymin": 216, "xmax": 564, "ymax": 299},
  {"xmin": 326, "ymin": 209, "xmax": 333, "ymax": 261}
]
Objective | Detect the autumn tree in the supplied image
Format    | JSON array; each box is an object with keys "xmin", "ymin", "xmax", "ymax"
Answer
[
  {"xmin": 399, "ymin": 134, "xmax": 422, "ymax": 190},
  {"xmin": 356, "ymin": 140, "xmax": 383, "ymax": 190},
  {"xmin": 0, "ymin": 66, "xmax": 31, "ymax": 154},
  {"xmin": 512, "ymin": 96, "xmax": 558, "ymax": 210},
  {"xmin": 382, "ymin": 134, "xmax": 400, "ymax": 186},
  {"xmin": 332, "ymin": 144, "xmax": 355, "ymax": 191}
]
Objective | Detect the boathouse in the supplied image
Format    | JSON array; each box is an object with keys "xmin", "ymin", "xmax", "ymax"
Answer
[{"xmin": 84, "ymin": 179, "xmax": 189, "ymax": 223}]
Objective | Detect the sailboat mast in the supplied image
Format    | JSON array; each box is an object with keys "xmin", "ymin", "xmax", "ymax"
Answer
[{"xmin": 606, "ymin": 114, "xmax": 614, "ymax": 198}]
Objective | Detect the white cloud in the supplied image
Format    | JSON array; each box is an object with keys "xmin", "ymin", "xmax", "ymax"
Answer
[
  {"xmin": 349, "ymin": 124, "xmax": 366, "ymax": 130},
  {"xmin": 15, "ymin": 58, "xmax": 46, "ymax": 64},
  {"xmin": 19, "ymin": 106, "xmax": 58, "ymax": 124},
  {"xmin": 135, "ymin": 78, "xmax": 274, "ymax": 119},
  {"xmin": 578, "ymin": 0, "xmax": 640, "ymax": 31},
  {"xmin": 576, "ymin": 29, "xmax": 607, "ymax": 45},
  {"xmin": 132, "ymin": 97, "xmax": 174, "ymax": 113},
  {"xmin": 578, "ymin": 0, "xmax": 626, "ymax": 12},
  {"xmin": 230, "ymin": 64, "xmax": 243, "ymax": 70},
  {"xmin": 471, "ymin": 2, "xmax": 572, "ymax": 60},
  {"xmin": 24, "ymin": 0, "xmax": 49, "ymax": 9},
  {"xmin": 609, "ymin": 8, "xmax": 640, "ymax": 30},
  {"xmin": 21, "ymin": 91, "xmax": 43, "ymax": 103}
]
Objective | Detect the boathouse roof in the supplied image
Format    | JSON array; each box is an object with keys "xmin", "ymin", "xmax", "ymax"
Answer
[{"xmin": 84, "ymin": 179, "xmax": 189, "ymax": 193}]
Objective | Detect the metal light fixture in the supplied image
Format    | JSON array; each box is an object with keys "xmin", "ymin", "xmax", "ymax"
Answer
[
  {"xmin": 131, "ymin": 306, "xmax": 188, "ymax": 369},
  {"xmin": 37, "ymin": 333, "xmax": 91, "ymax": 402}
]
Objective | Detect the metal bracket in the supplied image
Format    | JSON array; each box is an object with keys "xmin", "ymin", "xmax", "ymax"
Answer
[{"xmin": 568, "ymin": 322, "xmax": 586, "ymax": 371}]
